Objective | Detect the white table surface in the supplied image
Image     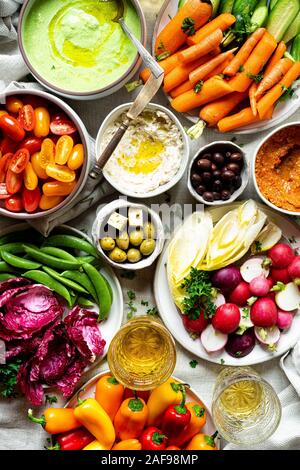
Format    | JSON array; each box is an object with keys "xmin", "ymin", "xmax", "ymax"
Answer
[{"xmin": 0, "ymin": 0, "xmax": 299, "ymax": 450}]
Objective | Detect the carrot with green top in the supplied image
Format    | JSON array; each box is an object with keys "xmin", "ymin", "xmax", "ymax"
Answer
[
  {"xmin": 223, "ymin": 28, "xmax": 266, "ymax": 77},
  {"xmin": 189, "ymin": 48, "xmax": 237, "ymax": 85},
  {"xmin": 217, "ymin": 105, "xmax": 274, "ymax": 133},
  {"xmin": 200, "ymin": 91, "xmax": 248, "ymax": 126},
  {"xmin": 249, "ymin": 83, "xmax": 258, "ymax": 116},
  {"xmin": 178, "ymin": 29, "xmax": 223, "ymax": 63},
  {"xmin": 228, "ymin": 31, "xmax": 277, "ymax": 93},
  {"xmin": 257, "ymin": 61, "xmax": 300, "ymax": 119},
  {"xmin": 255, "ymin": 57, "xmax": 293, "ymax": 100},
  {"xmin": 187, "ymin": 13, "xmax": 236, "ymax": 46},
  {"xmin": 171, "ymin": 76, "xmax": 233, "ymax": 112},
  {"xmin": 264, "ymin": 41, "xmax": 286, "ymax": 76},
  {"xmin": 155, "ymin": 0, "xmax": 212, "ymax": 58}
]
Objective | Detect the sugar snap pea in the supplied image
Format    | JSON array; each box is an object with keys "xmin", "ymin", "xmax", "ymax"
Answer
[
  {"xmin": 42, "ymin": 267, "xmax": 89, "ymax": 295},
  {"xmin": 22, "ymin": 270, "xmax": 72, "ymax": 307},
  {"xmin": 40, "ymin": 246, "xmax": 78, "ymax": 262},
  {"xmin": 1, "ymin": 251, "xmax": 42, "ymax": 270},
  {"xmin": 76, "ymin": 255, "xmax": 99, "ymax": 265},
  {"xmin": 0, "ymin": 243, "xmax": 37, "ymax": 258},
  {"xmin": 61, "ymin": 270, "xmax": 98, "ymax": 303},
  {"xmin": 0, "ymin": 273, "xmax": 16, "ymax": 281},
  {"xmin": 77, "ymin": 297, "xmax": 95, "ymax": 308},
  {"xmin": 82, "ymin": 263, "xmax": 112, "ymax": 320},
  {"xmin": 44, "ymin": 234, "xmax": 99, "ymax": 257},
  {"xmin": 23, "ymin": 245, "xmax": 81, "ymax": 270},
  {"xmin": 103, "ymin": 274, "xmax": 113, "ymax": 303},
  {"xmin": 0, "ymin": 261, "xmax": 15, "ymax": 273}
]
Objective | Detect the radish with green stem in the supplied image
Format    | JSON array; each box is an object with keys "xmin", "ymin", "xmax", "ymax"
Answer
[
  {"xmin": 268, "ymin": 243, "xmax": 295, "ymax": 269},
  {"xmin": 249, "ymin": 274, "xmax": 270, "ymax": 297},
  {"xmin": 225, "ymin": 329, "xmax": 256, "ymax": 358},
  {"xmin": 274, "ymin": 282, "xmax": 300, "ymax": 311},
  {"xmin": 277, "ymin": 310, "xmax": 294, "ymax": 330},
  {"xmin": 240, "ymin": 256, "xmax": 270, "ymax": 283},
  {"xmin": 228, "ymin": 281, "xmax": 251, "ymax": 306},
  {"xmin": 288, "ymin": 256, "xmax": 300, "ymax": 285},
  {"xmin": 254, "ymin": 326, "xmax": 280, "ymax": 351},
  {"xmin": 250, "ymin": 297, "xmax": 278, "ymax": 327},
  {"xmin": 237, "ymin": 307, "xmax": 254, "ymax": 334}
]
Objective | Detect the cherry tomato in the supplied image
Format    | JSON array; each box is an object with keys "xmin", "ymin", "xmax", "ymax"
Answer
[
  {"xmin": 39, "ymin": 194, "xmax": 64, "ymax": 211},
  {"xmin": 6, "ymin": 97, "xmax": 23, "ymax": 114},
  {"xmin": 42, "ymin": 180, "xmax": 76, "ymax": 197},
  {"xmin": 67, "ymin": 143, "xmax": 84, "ymax": 170},
  {"xmin": 46, "ymin": 163, "xmax": 76, "ymax": 182},
  {"xmin": 0, "ymin": 114, "xmax": 25, "ymax": 142},
  {"xmin": 9, "ymin": 148, "xmax": 30, "ymax": 174},
  {"xmin": 0, "ymin": 153, "xmax": 13, "ymax": 183},
  {"xmin": 22, "ymin": 187, "xmax": 41, "ymax": 213},
  {"xmin": 5, "ymin": 169, "xmax": 23, "ymax": 195},
  {"xmin": 31, "ymin": 152, "xmax": 48, "ymax": 179},
  {"xmin": 0, "ymin": 137, "xmax": 18, "ymax": 155},
  {"xmin": 34, "ymin": 107, "xmax": 50, "ymax": 138},
  {"xmin": 50, "ymin": 119, "xmax": 77, "ymax": 135},
  {"xmin": 21, "ymin": 137, "xmax": 42, "ymax": 154},
  {"xmin": 5, "ymin": 195, "xmax": 23, "ymax": 212},
  {"xmin": 55, "ymin": 135, "xmax": 73, "ymax": 165},
  {"xmin": 39, "ymin": 138, "xmax": 55, "ymax": 168},
  {"xmin": 24, "ymin": 162, "xmax": 38, "ymax": 190},
  {"xmin": 0, "ymin": 183, "xmax": 9, "ymax": 199},
  {"xmin": 19, "ymin": 105, "xmax": 36, "ymax": 132}
]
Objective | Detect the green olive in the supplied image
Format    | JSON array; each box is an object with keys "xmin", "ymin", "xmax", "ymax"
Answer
[
  {"xmin": 108, "ymin": 247, "xmax": 127, "ymax": 263},
  {"xmin": 100, "ymin": 237, "xmax": 115, "ymax": 251},
  {"xmin": 129, "ymin": 230, "xmax": 144, "ymax": 247},
  {"xmin": 127, "ymin": 248, "xmax": 142, "ymax": 263},
  {"xmin": 116, "ymin": 232, "xmax": 130, "ymax": 251},
  {"xmin": 143, "ymin": 222, "xmax": 155, "ymax": 239},
  {"xmin": 140, "ymin": 239, "xmax": 156, "ymax": 256}
]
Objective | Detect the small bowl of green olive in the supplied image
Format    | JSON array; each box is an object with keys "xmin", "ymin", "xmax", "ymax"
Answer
[{"xmin": 92, "ymin": 199, "xmax": 165, "ymax": 271}]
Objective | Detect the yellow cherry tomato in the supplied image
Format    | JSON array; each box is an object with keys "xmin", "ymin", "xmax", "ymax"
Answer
[
  {"xmin": 24, "ymin": 161, "xmax": 38, "ymax": 190},
  {"xmin": 67, "ymin": 143, "xmax": 84, "ymax": 170},
  {"xmin": 42, "ymin": 180, "xmax": 77, "ymax": 197},
  {"xmin": 46, "ymin": 163, "xmax": 76, "ymax": 183},
  {"xmin": 6, "ymin": 97, "xmax": 23, "ymax": 114},
  {"xmin": 55, "ymin": 135, "xmax": 74, "ymax": 165},
  {"xmin": 39, "ymin": 138, "xmax": 55, "ymax": 169},
  {"xmin": 39, "ymin": 194, "xmax": 64, "ymax": 210},
  {"xmin": 34, "ymin": 107, "xmax": 50, "ymax": 138},
  {"xmin": 0, "ymin": 110, "xmax": 8, "ymax": 117},
  {"xmin": 31, "ymin": 152, "xmax": 48, "ymax": 179}
]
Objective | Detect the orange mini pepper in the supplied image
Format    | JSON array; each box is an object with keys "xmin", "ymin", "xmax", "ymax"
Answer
[
  {"xmin": 95, "ymin": 374, "xmax": 124, "ymax": 421},
  {"xmin": 169, "ymin": 401, "xmax": 207, "ymax": 447},
  {"xmin": 185, "ymin": 431, "xmax": 218, "ymax": 450},
  {"xmin": 112, "ymin": 439, "xmax": 142, "ymax": 451},
  {"xmin": 27, "ymin": 408, "xmax": 81, "ymax": 435},
  {"xmin": 114, "ymin": 397, "xmax": 148, "ymax": 440},
  {"xmin": 146, "ymin": 378, "xmax": 183, "ymax": 426}
]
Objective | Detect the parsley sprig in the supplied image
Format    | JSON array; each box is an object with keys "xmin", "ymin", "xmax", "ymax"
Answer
[
  {"xmin": 0, "ymin": 358, "xmax": 22, "ymax": 398},
  {"xmin": 181, "ymin": 17, "xmax": 196, "ymax": 36},
  {"xmin": 181, "ymin": 268, "xmax": 216, "ymax": 320},
  {"xmin": 126, "ymin": 290, "xmax": 137, "ymax": 319}
]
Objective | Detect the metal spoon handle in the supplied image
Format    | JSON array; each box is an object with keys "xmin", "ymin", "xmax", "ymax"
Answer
[{"xmin": 119, "ymin": 18, "xmax": 163, "ymax": 79}]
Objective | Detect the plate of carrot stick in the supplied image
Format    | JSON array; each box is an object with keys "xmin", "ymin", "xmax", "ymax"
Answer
[{"xmin": 139, "ymin": 0, "xmax": 300, "ymax": 135}]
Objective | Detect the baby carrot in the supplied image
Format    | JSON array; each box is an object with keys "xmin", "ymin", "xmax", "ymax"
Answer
[
  {"xmin": 189, "ymin": 48, "xmax": 237, "ymax": 85},
  {"xmin": 217, "ymin": 105, "xmax": 274, "ymax": 133},
  {"xmin": 187, "ymin": 13, "xmax": 236, "ymax": 46},
  {"xmin": 264, "ymin": 41, "xmax": 286, "ymax": 76},
  {"xmin": 249, "ymin": 83, "xmax": 258, "ymax": 116},
  {"xmin": 223, "ymin": 28, "xmax": 266, "ymax": 77},
  {"xmin": 200, "ymin": 91, "xmax": 248, "ymax": 126},
  {"xmin": 205, "ymin": 53, "xmax": 234, "ymax": 79},
  {"xmin": 255, "ymin": 57, "xmax": 293, "ymax": 100},
  {"xmin": 139, "ymin": 51, "xmax": 183, "ymax": 83},
  {"xmin": 155, "ymin": 0, "xmax": 212, "ymax": 57},
  {"xmin": 170, "ymin": 80, "xmax": 193, "ymax": 98},
  {"xmin": 178, "ymin": 29, "xmax": 223, "ymax": 63}
]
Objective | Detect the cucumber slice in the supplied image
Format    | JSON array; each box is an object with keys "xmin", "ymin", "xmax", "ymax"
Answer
[
  {"xmin": 291, "ymin": 32, "xmax": 300, "ymax": 60},
  {"xmin": 283, "ymin": 11, "xmax": 300, "ymax": 43},
  {"xmin": 267, "ymin": 0, "xmax": 299, "ymax": 42},
  {"xmin": 219, "ymin": 0, "xmax": 235, "ymax": 13}
]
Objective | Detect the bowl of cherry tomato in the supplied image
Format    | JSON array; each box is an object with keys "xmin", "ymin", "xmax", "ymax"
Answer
[{"xmin": 0, "ymin": 89, "xmax": 90, "ymax": 218}]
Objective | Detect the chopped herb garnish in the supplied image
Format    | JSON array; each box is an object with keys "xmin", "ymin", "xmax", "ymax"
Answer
[
  {"xmin": 279, "ymin": 85, "xmax": 295, "ymax": 101},
  {"xmin": 147, "ymin": 306, "xmax": 159, "ymax": 317},
  {"xmin": 235, "ymin": 351, "xmax": 242, "ymax": 357},
  {"xmin": 252, "ymin": 240, "xmax": 262, "ymax": 254},
  {"xmin": 288, "ymin": 236, "xmax": 297, "ymax": 244},
  {"xmin": 45, "ymin": 395, "xmax": 58, "ymax": 405},
  {"xmin": 238, "ymin": 64, "xmax": 244, "ymax": 73},
  {"xmin": 247, "ymin": 71, "xmax": 263, "ymax": 83},
  {"xmin": 141, "ymin": 300, "xmax": 149, "ymax": 306},
  {"xmin": 181, "ymin": 17, "xmax": 196, "ymax": 36},
  {"xmin": 121, "ymin": 270, "xmax": 136, "ymax": 280},
  {"xmin": 220, "ymin": 358, "xmax": 225, "ymax": 365},
  {"xmin": 231, "ymin": 136, "xmax": 237, "ymax": 142},
  {"xmin": 0, "ymin": 358, "xmax": 22, "ymax": 398},
  {"xmin": 189, "ymin": 359, "xmax": 198, "ymax": 368},
  {"xmin": 126, "ymin": 290, "xmax": 137, "ymax": 319},
  {"xmin": 157, "ymin": 40, "xmax": 164, "ymax": 50},
  {"xmin": 181, "ymin": 268, "xmax": 216, "ymax": 321},
  {"xmin": 194, "ymin": 80, "xmax": 204, "ymax": 94}
]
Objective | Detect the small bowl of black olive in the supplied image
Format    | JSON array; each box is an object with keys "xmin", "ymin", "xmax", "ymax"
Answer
[{"xmin": 187, "ymin": 141, "xmax": 249, "ymax": 205}]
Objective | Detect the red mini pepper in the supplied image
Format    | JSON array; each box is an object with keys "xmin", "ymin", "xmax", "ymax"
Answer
[
  {"xmin": 49, "ymin": 428, "xmax": 94, "ymax": 451},
  {"xmin": 141, "ymin": 426, "xmax": 167, "ymax": 451},
  {"xmin": 161, "ymin": 384, "xmax": 191, "ymax": 437}
]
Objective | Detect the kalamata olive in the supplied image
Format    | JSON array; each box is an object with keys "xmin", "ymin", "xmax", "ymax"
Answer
[
  {"xmin": 196, "ymin": 185, "xmax": 206, "ymax": 195},
  {"xmin": 197, "ymin": 158, "xmax": 211, "ymax": 171},
  {"xmin": 202, "ymin": 172, "xmax": 212, "ymax": 184},
  {"xmin": 203, "ymin": 191, "xmax": 214, "ymax": 202},
  {"xmin": 212, "ymin": 170, "xmax": 222, "ymax": 180},
  {"xmin": 213, "ymin": 152, "xmax": 225, "ymax": 166},
  {"xmin": 212, "ymin": 192, "xmax": 221, "ymax": 200},
  {"xmin": 191, "ymin": 173, "xmax": 202, "ymax": 185},
  {"xmin": 202, "ymin": 153, "xmax": 212, "ymax": 160},
  {"xmin": 225, "ymin": 151, "xmax": 232, "ymax": 159},
  {"xmin": 227, "ymin": 163, "xmax": 241, "ymax": 174},
  {"xmin": 212, "ymin": 180, "xmax": 222, "ymax": 192},
  {"xmin": 221, "ymin": 190, "xmax": 231, "ymax": 200},
  {"xmin": 232, "ymin": 175, "xmax": 242, "ymax": 189},
  {"xmin": 211, "ymin": 163, "xmax": 217, "ymax": 172},
  {"xmin": 222, "ymin": 170, "xmax": 235, "ymax": 182},
  {"xmin": 230, "ymin": 152, "xmax": 243, "ymax": 163}
]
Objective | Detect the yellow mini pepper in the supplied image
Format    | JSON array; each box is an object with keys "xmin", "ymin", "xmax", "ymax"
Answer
[
  {"xmin": 74, "ymin": 398, "xmax": 115, "ymax": 450},
  {"xmin": 83, "ymin": 440, "xmax": 106, "ymax": 451},
  {"xmin": 95, "ymin": 374, "xmax": 124, "ymax": 421},
  {"xmin": 146, "ymin": 378, "xmax": 183, "ymax": 426},
  {"xmin": 114, "ymin": 397, "xmax": 148, "ymax": 440},
  {"xmin": 112, "ymin": 439, "xmax": 142, "ymax": 451}
]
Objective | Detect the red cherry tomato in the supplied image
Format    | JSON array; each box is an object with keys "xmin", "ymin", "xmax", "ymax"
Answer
[
  {"xmin": 0, "ymin": 153, "xmax": 13, "ymax": 183},
  {"xmin": 0, "ymin": 183, "xmax": 9, "ymax": 199},
  {"xmin": 5, "ymin": 169, "xmax": 23, "ymax": 194},
  {"xmin": 0, "ymin": 114, "xmax": 25, "ymax": 142},
  {"xmin": 22, "ymin": 187, "xmax": 41, "ymax": 213},
  {"xmin": 50, "ymin": 119, "xmax": 77, "ymax": 135},
  {"xmin": 5, "ymin": 195, "xmax": 23, "ymax": 212},
  {"xmin": 0, "ymin": 137, "xmax": 18, "ymax": 155},
  {"xmin": 20, "ymin": 137, "xmax": 42, "ymax": 154},
  {"xmin": 9, "ymin": 148, "xmax": 30, "ymax": 174},
  {"xmin": 19, "ymin": 105, "xmax": 36, "ymax": 132}
]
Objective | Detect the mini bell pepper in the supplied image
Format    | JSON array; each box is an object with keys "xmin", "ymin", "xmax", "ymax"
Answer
[
  {"xmin": 185, "ymin": 431, "xmax": 218, "ymax": 450},
  {"xmin": 27, "ymin": 408, "xmax": 81, "ymax": 434},
  {"xmin": 124, "ymin": 388, "xmax": 150, "ymax": 403},
  {"xmin": 140, "ymin": 426, "xmax": 167, "ymax": 451},
  {"xmin": 95, "ymin": 374, "xmax": 124, "ymax": 421},
  {"xmin": 74, "ymin": 398, "xmax": 115, "ymax": 450},
  {"xmin": 114, "ymin": 397, "xmax": 148, "ymax": 440},
  {"xmin": 112, "ymin": 439, "xmax": 142, "ymax": 450},
  {"xmin": 161, "ymin": 385, "xmax": 191, "ymax": 437},
  {"xmin": 146, "ymin": 378, "xmax": 183, "ymax": 426},
  {"xmin": 168, "ymin": 402, "xmax": 206, "ymax": 447},
  {"xmin": 83, "ymin": 440, "xmax": 105, "ymax": 451},
  {"xmin": 48, "ymin": 428, "xmax": 94, "ymax": 451}
]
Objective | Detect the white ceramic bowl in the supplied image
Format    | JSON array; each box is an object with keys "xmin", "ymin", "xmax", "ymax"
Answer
[
  {"xmin": 0, "ymin": 87, "xmax": 91, "ymax": 219},
  {"xmin": 92, "ymin": 199, "xmax": 165, "ymax": 271},
  {"xmin": 253, "ymin": 121, "xmax": 300, "ymax": 216},
  {"xmin": 187, "ymin": 141, "xmax": 249, "ymax": 206},
  {"xmin": 95, "ymin": 102, "xmax": 189, "ymax": 198}
]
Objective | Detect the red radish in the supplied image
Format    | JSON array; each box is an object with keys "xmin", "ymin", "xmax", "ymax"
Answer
[
  {"xmin": 212, "ymin": 303, "xmax": 240, "ymax": 334},
  {"xmin": 250, "ymin": 297, "xmax": 278, "ymax": 327},
  {"xmin": 249, "ymin": 275, "xmax": 270, "ymax": 297},
  {"xmin": 270, "ymin": 267, "xmax": 291, "ymax": 284},
  {"xmin": 201, "ymin": 324, "xmax": 228, "ymax": 352},
  {"xmin": 228, "ymin": 282, "xmax": 251, "ymax": 307},
  {"xmin": 288, "ymin": 256, "xmax": 300, "ymax": 285},
  {"xmin": 212, "ymin": 266, "xmax": 242, "ymax": 293},
  {"xmin": 268, "ymin": 243, "xmax": 294, "ymax": 268},
  {"xmin": 240, "ymin": 256, "xmax": 270, "ymax": 283},
  {"xmin": 182, "ymin": 311, "xmax": 208, "ymax": 335},
  {"xmin": 254, "ymin": 326, "xmax": 280, "ymax": 351},
  {"xmin": 266, "ymin": 291, "xmax": 276, "ymax": 301},
  {"xmin": 225, "ymin": 329, "xmax": 255, "ymax": 358},
  {"xmin": 214, "ymin": 293, "xmax": 226, "ymax": 308},
  {"xmin": 267, "ymin": 277, "xmax": 274, "ymax": 289},
  {"xmin": 277, "ymin": 310, "xmax": 294, "ymax": 330}
]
